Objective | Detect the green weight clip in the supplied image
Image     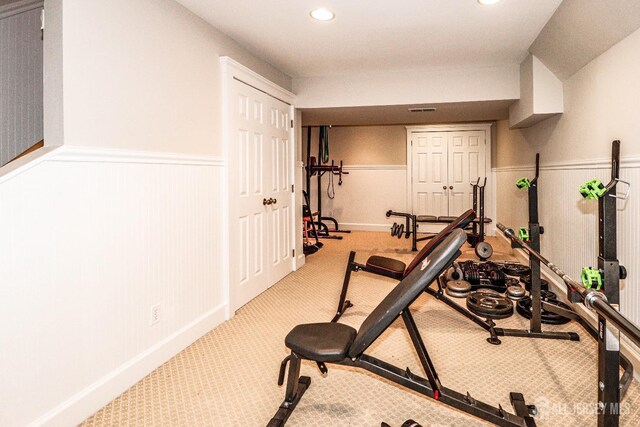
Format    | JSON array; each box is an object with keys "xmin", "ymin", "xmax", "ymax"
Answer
[
  {"xmin": 581, "ymin": 267, "xmax": 603, "ymax": 291},
  {"xmin": 516, "ymin": 177, "xmax": 531, "ymax": 189},
  {"xmin": 579, "ymin": 179, "xmax": 606, "ymax": 200},
  {"xmin": 518, "ymin": 227, "xmax": 530, "ymax": 241}
]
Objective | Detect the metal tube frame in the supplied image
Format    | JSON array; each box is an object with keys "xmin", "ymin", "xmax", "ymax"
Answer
[
  {"xmin": 497, "ymin": 217, "xmax": 640, "ymax": 427},
  {"xmin": 270, "ymin": 308, "xmax": 537, "ymax": 427},
  {"xmin": 500, "ymin": 154, "xmax": 578, "ymax": 342}
]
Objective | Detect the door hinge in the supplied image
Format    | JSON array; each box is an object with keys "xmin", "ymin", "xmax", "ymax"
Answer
[
  {"xmin": 290, "ymin": 119, "xmax": 294, "ymax": 128},
  {"xmin": 291, "ymin": 184, "xmax": 294, "ymax": 193},
  {"xmin": 292, "ymin": 249, "xmax": 295, "ymax": 257}
]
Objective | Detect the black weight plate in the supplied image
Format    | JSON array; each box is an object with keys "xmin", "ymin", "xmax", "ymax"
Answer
[
  {"xmin": 500, "ymin": 263, "xmax": 531, "ymax": 277},
  {"xmin": 471, "ymin": 278, "xmax": 507, "ymax": 294},
  {"xmin": 520, "ymin": 275, "xmax": 549, "ymax": 292},
  {"xmin": 516, "ymin": 297, "xmax": 572, "ymax": 325},
  {"xmin": 466, "ymin": 291, "xmax": 514, "ymax": 319}
]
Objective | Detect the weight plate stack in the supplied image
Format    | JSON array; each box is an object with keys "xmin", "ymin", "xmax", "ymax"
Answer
[
  {"xmin": 520, "ymin": 275, "xmax": 550, "ymax": 292},
  {"xmin": 445, "ymin": 280, "xmax": 472, "ymax": 298},
  {"xmin": 516, "ymin": 297, "xmax": 572, "ymax": 325},
  {"xmin": 500, "ymin": 263, "xmax": 531, "ymax": 277},
  {"xmin": 506, "ymin": 284, "xmax": 526, "ymax": 301},
  {"xmin": 466, "ymin": 290, "xmax": 514, "ymax": 319}
]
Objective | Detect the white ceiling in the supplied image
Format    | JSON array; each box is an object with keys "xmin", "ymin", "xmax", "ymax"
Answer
[
  {"xmin": 301, "ymin": 100, "xmax": 512, "ymax": 127},
  {"xmin": 175, "ymin": 0, "xmax": 562, "ymax": 78}
]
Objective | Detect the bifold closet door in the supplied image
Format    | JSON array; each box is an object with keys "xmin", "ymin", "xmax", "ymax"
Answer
[
  {"xmin": 265, "ymin": 96, "xmax": 293, "ymax": 287},
  {"xmin": 411, "ymin": 132, "xmax": 449, "ymax": 217},
  {"xmin": 410, "ymin": 130, "xmax": 486, "ymax": 217},
  {"xmin": 447, "ymin": 131, "xmax": 486, "ymax": 216},
  {"xmin": 232, "ymin": 79, "xmax": 293, "ymax": 311}
]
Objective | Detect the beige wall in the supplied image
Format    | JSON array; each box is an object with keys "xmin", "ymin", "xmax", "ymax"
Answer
[
  {"xmin": 303, "ymin": 125, "xmax": 406, "ymax": 166},
  {"xmin": 59, "ymin": 0, "xmax": 291, "ymax": 156},
  {"xmin": 496, "ymin": 26, "xmax": 640, "ymax": 168}
]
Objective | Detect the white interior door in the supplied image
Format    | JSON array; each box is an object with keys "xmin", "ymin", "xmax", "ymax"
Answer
[
  {"xmin": 229, "ymin": 78, "xmax": 294, "ymax": 311},
  {"xmin": 233, "ymin": 79, "xmax": 269, "ymax": 310},
  {"xmin": 447, "ymin": 131, "xmax": 486, "ymax": 215},
  {"xmin": 266, "ymin": 99, "xmax": 293, "ymax": 285},
  {"xmin": 411, "ymin": 132, "xmax": 449, "ymax": 217}
]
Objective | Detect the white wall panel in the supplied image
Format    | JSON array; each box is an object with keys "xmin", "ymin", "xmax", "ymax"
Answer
[
  {"xmin": 308, "ymin": 166, "xmax": 407, "ymax": 231},
  {"xmin": 496, "ymin": 162, "xmax": 640, "ymax": 330},
  {"xmin": 0, "ymin": 148, "xmax": 225, "ymax": 426}
]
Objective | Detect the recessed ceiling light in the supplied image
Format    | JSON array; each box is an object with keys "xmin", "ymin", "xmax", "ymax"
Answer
[
  {"xmin": 310, "ymin": 8, "xmax": 335, "ymax": 21},
  {"xmin": 477, "ymin": 0, "xmax": 502, "ymax": 5}
]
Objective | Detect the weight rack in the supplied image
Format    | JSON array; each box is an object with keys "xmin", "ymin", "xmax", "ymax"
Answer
[
  {"xmin": 498, "ymin": 221, "xmax": 638, "ymax": 427},
  {"xmin": 502, "ymin": 154, "xmax": 578, "ymax": 342}
]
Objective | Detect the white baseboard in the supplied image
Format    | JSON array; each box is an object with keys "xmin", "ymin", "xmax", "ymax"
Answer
[
  {"xmin": 497, "ymin": 233, "xmax": 640, "ymax": 382},
  {"xmin": 296, "ymin": 253, "xmax": 306, "ymax": 269},
  {"xmin": 29, "ymin": 304, "xmax": 228, "ymax": 427},
  {"xmin": 338, "ymin": 222, "xmax": 393, "ymax": 232}
]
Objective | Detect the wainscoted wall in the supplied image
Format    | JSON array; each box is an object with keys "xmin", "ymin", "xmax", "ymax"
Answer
[
  {"xmin": 0, "ymin": 3, "xmax": 44, "ymax": 166},
  {"xmin": 0, "ymin": 147, "xmax": 225, "ymax": 427},
  {"xmin": 308, "ymin": 165, "xmax": 407, "ymax": 231},
  {"xmin": 495, "ymin": 157, "xmax": 640, "ymax": 340}
]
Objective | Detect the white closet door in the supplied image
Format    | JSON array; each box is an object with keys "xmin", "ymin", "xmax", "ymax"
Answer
[
  {"xmin": 411, "ymin": 132, "xmax": 449, "ymax": 217},
  {"xmin": 266, "ymin": 99, "xmax": 293, "ymax": 285},
  {"xmin": 233, "ymin": 79, "xmax": 269, "ymax": 310},
  {"xmin": 447, "ymin": 131, "xmax": 486, "ymax": 216}
]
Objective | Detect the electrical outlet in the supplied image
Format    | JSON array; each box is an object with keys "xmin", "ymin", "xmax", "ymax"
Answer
[{"xmin": 150, "ymin": 303, "xmax": 161, "ymax": 326}]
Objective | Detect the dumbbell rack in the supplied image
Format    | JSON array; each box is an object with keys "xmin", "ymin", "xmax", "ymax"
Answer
[
  {"xmin": 575, "ymin": 140, "xmax": 633, "ymax": 425},
  {"xmin": 504, "ymin": 154, "xmax": 578, "ymax": 342}
]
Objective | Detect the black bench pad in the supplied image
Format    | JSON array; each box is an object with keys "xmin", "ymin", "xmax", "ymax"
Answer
[
  {"xmin": 285, "ymin": 323, "xmax": 356, "ymax": 362},
  {"xmin": 366, "ymin": 256, "xmax": 406, "ymax": 280},
  {"xmin": 472, "ymin": 218, "xmax": 492, "ymax": 223}
]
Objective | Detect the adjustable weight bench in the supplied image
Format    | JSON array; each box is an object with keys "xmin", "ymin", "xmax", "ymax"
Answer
[
  {"xmin": 269, "ymin": 230, "xmax": 536, "ymax": 427},
  {"xmin": 332, "ymin": 209, "xmax": 476, "ymax": 322}
]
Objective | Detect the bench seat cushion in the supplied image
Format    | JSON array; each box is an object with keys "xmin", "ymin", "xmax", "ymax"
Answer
[
  {"xmin": 437, "ymin": 216, "xmax": 457, "ymax": 222},
  {"xmin": 285, "ymin": 323, "xmax": 357, "ymax": 362},
  {"xmin": 366, "ymin": 256, "xmax": 406, "ymax": 280}
]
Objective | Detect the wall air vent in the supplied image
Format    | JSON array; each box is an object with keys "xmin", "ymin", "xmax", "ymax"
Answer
[{"xmin": 408, "ymin": 107, "xmax": 437, "ymax": 113}]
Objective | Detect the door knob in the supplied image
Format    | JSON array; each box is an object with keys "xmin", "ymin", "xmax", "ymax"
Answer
[
  {"xmin": 442, "ymin": 186, "xmax": 447, "ymax": 190},
  {"xmin": 271, "ymin": 198, "xmax": 277, "ymax": 205},
  {"xmin": 449, "ymin": 186, "xmax": 453, "ymax": 190},
  {"xmin": 263, "ymin": 198, "xmax": 270, "ymax": 205}
]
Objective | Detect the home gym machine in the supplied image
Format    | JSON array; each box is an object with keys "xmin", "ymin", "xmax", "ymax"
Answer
[
  {"xmin": 387, "ymin": 178, "xmax": 492, "ymax": 258},
  {"xmin": 305, "ymin": 126, "xmax": 349, "ymax": 240},
  {"xmin": 498, "ymin": 223, "xmax": 638, "ymax": 427}
]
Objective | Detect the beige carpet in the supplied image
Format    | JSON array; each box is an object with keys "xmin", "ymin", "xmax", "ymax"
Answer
[{"xmin": 81, "ymin": 232, "xmax": 640, "ymax": 426}]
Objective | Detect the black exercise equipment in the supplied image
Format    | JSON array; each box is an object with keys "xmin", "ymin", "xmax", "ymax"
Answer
[
  {"xmin": 498, "ymin": 222, "xmax": 638, "ymax": 427},
  {"xmin": 269, "ymin": 230, "xmax": 537, "ymax": 427},
  {"xmin": 302, "ymin": 190, "xmax": 323, "ymax": 255},
  {"xmin": 381, "ymin": 420, "xmax": 423, "ymax": 427},
  {"xmin": 305, "ymin": 126, "xmax": 350, "ymax": 240},
  {"xmin": 502, "ymin": 153, "xmax": 579, "ymax": 343},
  {"xmin": 466, "ymin": 290, "xmax": 514, "ymax": 319},
  {"xmin": 332, "ymin": 209, "xmax": 476, "ymax": 322},
  {"xmin": 386, "ymin": 178, "xmax": 492, "ymax": 252},
  {"xmin": 519, "ymin": 275, "xmax": 549, "ymax": 292}
]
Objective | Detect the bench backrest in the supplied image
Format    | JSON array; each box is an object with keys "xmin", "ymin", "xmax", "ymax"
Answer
[
  {"xmin": 348, "ymin": 229, "xmax": 467, "ymax": 358},
  {"xmin": 403, "ymin": 209, "xmax": 475, "ymax": 276}
]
